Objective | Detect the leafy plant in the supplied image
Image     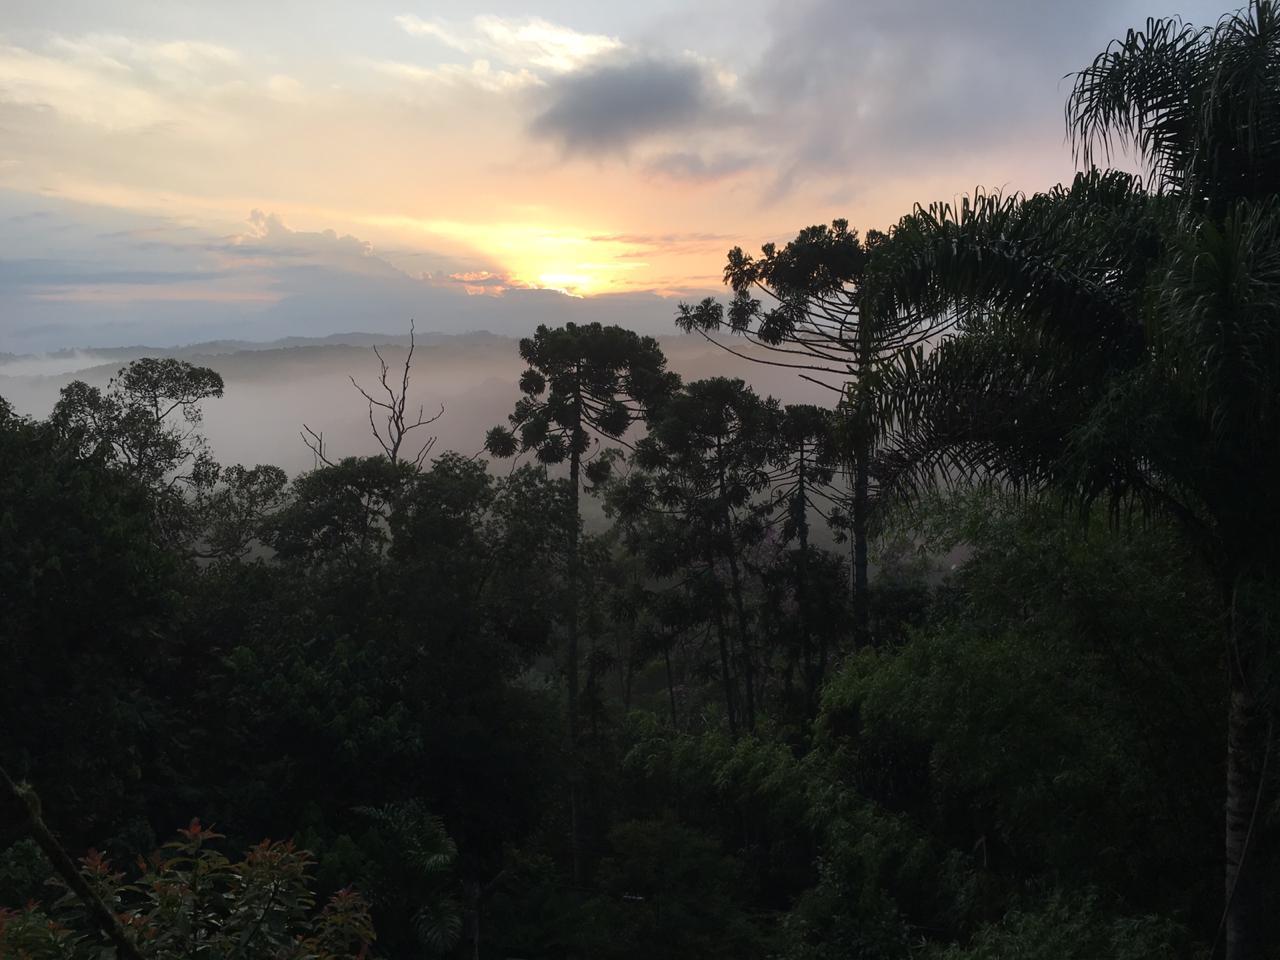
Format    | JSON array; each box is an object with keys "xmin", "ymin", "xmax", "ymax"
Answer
[{"xmin": 0, "ymin": 820, "xmax": 375, "ymax": 960}]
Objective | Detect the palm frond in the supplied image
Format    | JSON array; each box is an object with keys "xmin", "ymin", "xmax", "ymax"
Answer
[{"xmin": 1068, "ymin": 1, "xmax": 1280, "ymax": 201}]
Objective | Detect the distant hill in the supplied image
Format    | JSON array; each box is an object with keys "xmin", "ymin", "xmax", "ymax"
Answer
[{"xmin": 0, "ymin": 329, "xmax": 833, "ymax": 476}]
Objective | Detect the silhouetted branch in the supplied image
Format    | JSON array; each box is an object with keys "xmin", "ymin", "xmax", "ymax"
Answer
[
  {"xmin": 348, "ymin": 319, "xmax": 444, "ymax": 466},
  {"xmin": 0, "ymin": 765, "xmax": 145, "ymax": 960},
  {"xmin": 297, "ymin": 320, "xmax": 443, "ymax": 469},
  {"xmin": 300, "ymin": 424, "xmax": 336, "ymax": 468}
]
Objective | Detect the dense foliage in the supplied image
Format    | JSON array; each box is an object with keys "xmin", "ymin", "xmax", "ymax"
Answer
[{"xmin": 3, "ymin": 3, "xmax": 1278, "ymax": 958}]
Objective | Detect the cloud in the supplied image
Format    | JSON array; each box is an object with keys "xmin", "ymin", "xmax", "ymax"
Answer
[
  {"xmin": 0, "ymin": 198, "xmax": 714, "ymax": 352},
  {"xmin": 380, "ymin": 14, "xmax": 624, "ymax": 95},
  {"xmin": 48, "ymin": 34, "xmax": 240, "ymax": 72},
  {"xmin": 0, "ymin": 32, "xmax": 247, "ymax": 134},
  {"xmin": 368, "ymin": 58, "xmax": 540, "ymax": 94},
  {"xmin": 443, "ymin": 270, "xmax": 519, "ymax": 295},
  {"xmin": 644, "ymin": 150, "xmax": 755, "ymax": 182},
  {"xmin": 395, "ymin": 14, "xmax": 621, "ymax": 73},
  {"xmin": 266, "ymin": 74, "xmax": 305, "ymax": 102},
  {"xmin": 231, "ymin": 211, "xmax": 376, "ymax": 262},
  {"xmin": 0, "ymin": 259, "xmax": 225, "ymax": 289},
  {"xmin": 740, "ymin": 0, "xmax": 1154, "ymax": 197},
  {"xmin": 529, "ymin": 55, "xmax": 739, "ymax": 153},
  {"xmin": 0, "ymin": 41, "xmax": 181, "ymax": 131}
]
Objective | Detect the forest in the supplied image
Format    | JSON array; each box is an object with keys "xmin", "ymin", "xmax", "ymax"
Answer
[{"xmin": 2, "ymin": 3, "xmax": 1278, "ymax": 959}]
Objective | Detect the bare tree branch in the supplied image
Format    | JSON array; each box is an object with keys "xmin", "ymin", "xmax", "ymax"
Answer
[
  {"xmin": 300, "ymin": 424, "xmax": 335, "ymax": 468},
  {"xmin": 298, "ymin": 320, "xmax": 443, "ymax": 469},
  {"xmin": 348, "ymin": 319, "xmax": 444, "ymax": 466}
]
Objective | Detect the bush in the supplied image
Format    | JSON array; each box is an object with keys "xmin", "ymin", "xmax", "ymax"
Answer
[{"xmin": 0, "ymin": 820, "xmax": 374, "ymax": 960}]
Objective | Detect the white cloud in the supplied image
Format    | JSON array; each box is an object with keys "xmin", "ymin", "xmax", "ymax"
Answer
[
  {"xmin": 369, "ymin": 57, "xmax": 541, "ymax": 93},
  {"xmin": 0, "ymin": 33, "xmax": 244, "ymax": 132},
  {"xmin": 47, "ymin": 34, "xmax": 240, "ymax": 75},
  {"xmin": 266, "ymin": 74, "xmax": 305, "ymax": 102},
  {"xmin": 393, "ymin": 15, "xmax": 469, "ymax": 50},
  {"xmin": 394, "ymin": 13, "xmax": 622, "ymax": 74},
  {"xmin": 0, "ymin": 42, "xmax": 180, "ymax": 130}
]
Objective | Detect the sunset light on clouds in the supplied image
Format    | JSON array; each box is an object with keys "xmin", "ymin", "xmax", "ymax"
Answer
[{"xmin": 0, "ymin": 0, "xmax": 1226, "ymax": 350}]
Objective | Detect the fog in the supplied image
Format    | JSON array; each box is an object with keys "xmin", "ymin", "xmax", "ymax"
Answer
[
  {"xmin": 0, "ymin": 351, "xmax": 122, "ymax": 379},
  {"xmin": 0, "ymin": 331, "xmax": 834, "ymax": 478}
]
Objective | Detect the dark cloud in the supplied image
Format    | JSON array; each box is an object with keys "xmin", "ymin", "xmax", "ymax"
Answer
[
  {"xmin": 529, "ymin": 55, "xmax": 732, "ymax": 153},
  {"xmin": 644, "ymin": 150, "xmax": 755, "ymax": 182},
  {"xmin": 744, "ymin": 0, "xmax": 1218, "ymax": 197}
]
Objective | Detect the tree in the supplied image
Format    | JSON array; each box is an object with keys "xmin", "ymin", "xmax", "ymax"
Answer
[
  {"xmin": 303, "ymin": 319, "xmax": 443, "ymax": 469},
  {"xmin": 484, "ymin": 322, "xmax": 678, "ymax": 879},
  {"xmin": 270, "ymin": 456, "xmax": 415, "ymax": 568},
  {"xmin": 51, "ymin": 358, "xmax": 224, "ymax": 545},
  {"xmin": 587, "ymin": 816, "xmax": 759, "ymax": 960},
  {"xmin": 0, "ymin": 410, "xmax": 177, "ymax": 842},
  {"xmin": 615, "ymin": 378, "xmax": 782, "ymax": 734},
  {"xmin": 52, "ymin": 358, "xmax": 223, "ymax": 489},
  {"xmin": 878, "ymin": 5, "xmax": 1280, "ymax": 956},
  {"xmin": 677, "ymin": 222, "xmax": 947, "ymax": 645},
  {"xmin": 767, "ymin": 405, "xmax": 843, "ymax": 713},
  {"xmin": 353, "ymin": 800, "xmax": 462, "ymax": 957},
  {"xmin": 195, "ymin": 463, "xmax": 290, "ymax": 561}
]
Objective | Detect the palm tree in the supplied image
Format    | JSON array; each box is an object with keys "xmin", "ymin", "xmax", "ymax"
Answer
[{"xmin": 878, "ymin": 4, "xmax": 1280, "ymax": 958}]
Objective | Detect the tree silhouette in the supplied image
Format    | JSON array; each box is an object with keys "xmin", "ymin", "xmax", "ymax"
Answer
[
  {"xmin": 879, "ymin": 5, "xmax": 1280, "ymax": 955},
  {"xmin": 484, "ymin": 321, "xmax": 678, "ymax": 878},
  {"xmin": 52, "ymin": 357, "xmax": 223, "ymax": 492},
  {"xmin": 617, "ymin": 378, "xmax": 781, "ymax": 734},
  {"xmin": 677, "ymin": 222, "xmax": 946, "ymax": 645},
  {"xmin": 51, "ymin": 357, "xmax": 224, "ymax": 546},
  {"xmin": 303, "ymin": 319, "xmax": 443, "ymax": 469},
  {"xmin": 766, "ymin": 404, "xmax": 842, "ymax": 713}
]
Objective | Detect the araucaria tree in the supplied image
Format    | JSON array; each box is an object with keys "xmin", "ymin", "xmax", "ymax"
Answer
[
  {"xmin": 615, "ymin": 377, "xmax": 782, "ymax": 735},
  {"xmin": 484, "ymin": 322, "xmax": 678, "ymax": 874},
  {"xmin": 766, "ymin": 404, "xmax": 843, "ymax": 714},
  {"xmin": 677, "ymin": 221, "xmax": 948, "ymax": 645},
  {"xmin": 879, "ymin": 4, "xmax": 1280, "ymax": 957}
]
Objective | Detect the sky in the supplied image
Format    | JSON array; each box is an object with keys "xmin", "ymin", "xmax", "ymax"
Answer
[{"xmin": 0, "ymin": 0, "xmax": 1228, "ymax": 352}]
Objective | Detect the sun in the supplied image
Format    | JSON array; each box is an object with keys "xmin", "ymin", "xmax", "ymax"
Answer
[{"xmin": 364, "ymin": 214, "xmax": 651, "ymax": 296}]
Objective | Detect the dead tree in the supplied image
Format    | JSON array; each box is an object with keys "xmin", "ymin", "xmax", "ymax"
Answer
[{"xmin": 302, "ymin": 319, "xmax": 444, "ymax": 468}]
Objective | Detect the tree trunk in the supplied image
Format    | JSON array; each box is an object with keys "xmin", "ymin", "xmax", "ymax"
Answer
[
  {"xmin": 709, "ymin": 569, "xmax": 739, "ymax": 739},
  {"xmin": 567, "ymin": 445, "xmax": 582, "ymax": 886},
  {"xmin": 795, "ymin": 446, "xmax": 817, "ymax": 715},
  {"xmin": 724, "ymin": 546, "xmax": 756, "ymax": 733},
  {"xmin": 851, "ymin": 438, "xmax": 871, "ymax": 646},
  {"xmin": 1223, "ymin": 578, "xmax": 1270, "ymax": 960},
  {"xmin": 851, "ymin": 292, "xmax": 874, "ymax": 647},
  {"xmin": 469, "ymin": 880, "xmax": 482, "ymax": 960},
  {"xmin": 715, "ymin": 442, "xmax": 756, "ymax": 732},
  {"xmin": 664, "ymin": 638, "xmax": 679, "ymax": 728}
]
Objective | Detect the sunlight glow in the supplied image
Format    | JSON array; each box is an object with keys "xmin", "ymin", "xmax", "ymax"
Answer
[{"xmin": 363, "ymin": 215, "xmax": 653, "ymax": 295}]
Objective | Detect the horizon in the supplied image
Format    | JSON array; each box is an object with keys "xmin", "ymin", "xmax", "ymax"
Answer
[
  {"xmin": 1, "ymin": 0, "xmax": 1226, "ymax": 352},
  {"xmin": 4, "ymin": 4, "xmax": 1279, "ymax": 957}
]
